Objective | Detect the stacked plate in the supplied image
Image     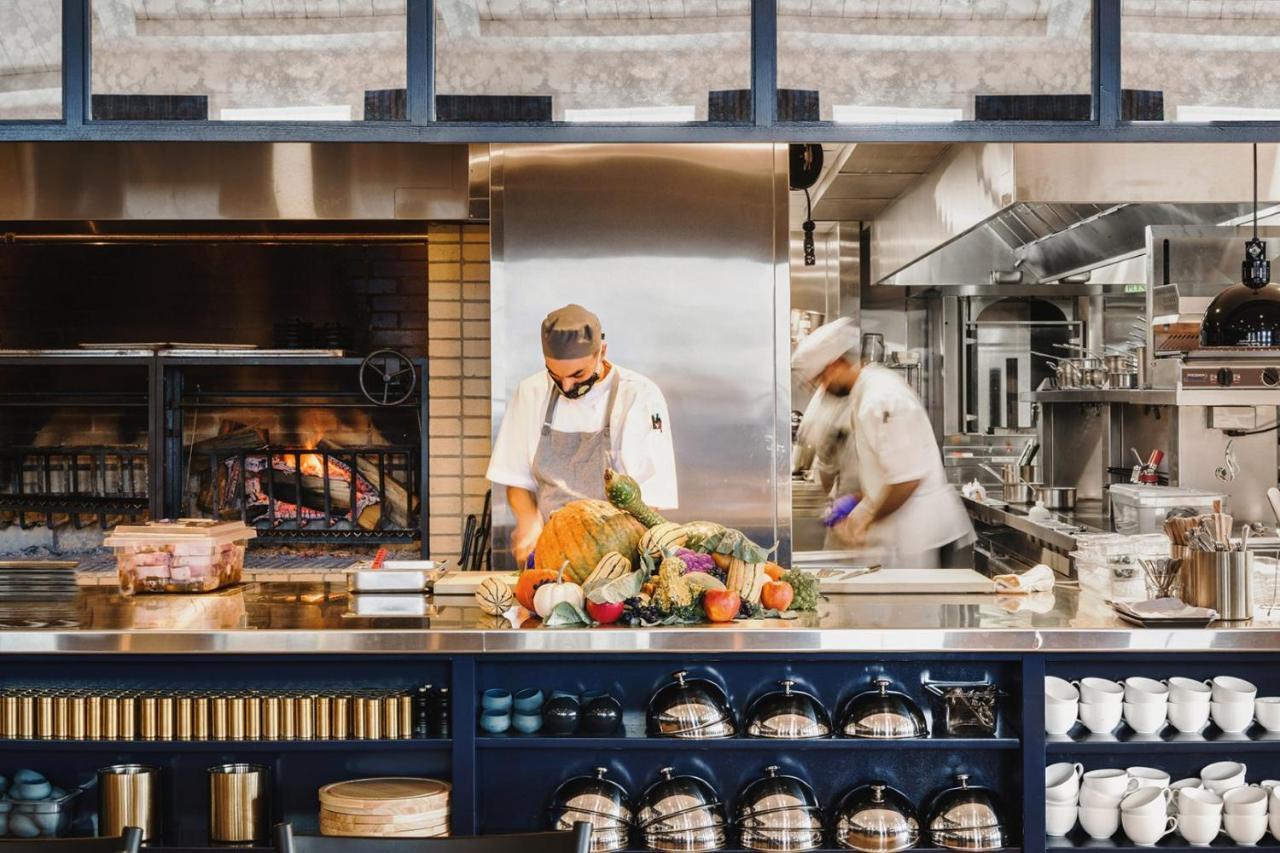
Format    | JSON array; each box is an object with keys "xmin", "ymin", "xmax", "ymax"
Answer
[{"xmin": 318, "ymin": 777, "xmax": 451, "ymax": 838}]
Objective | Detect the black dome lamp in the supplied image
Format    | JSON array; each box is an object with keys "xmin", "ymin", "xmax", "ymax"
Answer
[{"xmin": 1201, "ymin": 144, "xmax": 1280, "ymax": 347}]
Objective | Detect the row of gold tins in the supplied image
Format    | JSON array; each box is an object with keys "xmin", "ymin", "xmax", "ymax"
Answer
[{"xmin": 0, "ymin": 691, "xmax": 417, "ymax": 741}]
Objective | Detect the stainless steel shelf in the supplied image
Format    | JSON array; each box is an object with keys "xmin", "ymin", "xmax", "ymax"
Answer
[{"xmin": 1021, "ymin": 389, "xmax": 1178, "ymax": 405}]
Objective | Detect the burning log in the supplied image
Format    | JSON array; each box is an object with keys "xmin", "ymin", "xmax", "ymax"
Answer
[
  {"xmin": 317, "ymin": 439, "xmax": 416, "ymax": 529},
  {"xmin": 265, "ymin": 467, "xmax": 382, "ymax": 530}
]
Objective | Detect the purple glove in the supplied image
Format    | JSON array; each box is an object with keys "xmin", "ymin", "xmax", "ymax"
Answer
[
  {"xmin": 525, "ymin": 550, "xmax": 536, "ymax": 569},
  {"xmin": 822, "ymin": 494, "xmax": 860, "ymax": 528}
]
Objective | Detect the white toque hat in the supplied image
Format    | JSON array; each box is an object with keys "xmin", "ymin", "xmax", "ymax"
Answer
[{"xmin": 790, "ymin": 316, "xmax": 860, "ymax": 382}]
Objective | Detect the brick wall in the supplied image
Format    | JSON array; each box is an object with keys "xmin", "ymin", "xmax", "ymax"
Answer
[{"xmin": 425, "ymin": 223, "xmax": 492, "ymax": 564}]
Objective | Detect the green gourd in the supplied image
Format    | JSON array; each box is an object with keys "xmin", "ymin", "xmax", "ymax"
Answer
[{"xmin": 604, "ymin": 469, "xmax": 668, "ymax": 528}]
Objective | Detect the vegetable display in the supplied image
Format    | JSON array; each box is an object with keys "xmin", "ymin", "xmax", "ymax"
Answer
[{"xmin": 504, "ymin": 471, "xmax": 819, "ymax": 628}]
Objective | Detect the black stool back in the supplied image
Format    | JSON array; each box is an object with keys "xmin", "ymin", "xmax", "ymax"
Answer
[
  {"xmin": 275, "ymin": 822, "xmax": 592, "ymax": 853},
  {"xmin": 0, "ymin": 828, "xmax": 142, "ymax": 853}
]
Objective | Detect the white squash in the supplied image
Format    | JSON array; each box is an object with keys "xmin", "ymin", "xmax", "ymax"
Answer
[
  {"xmin": 533, "ymin": 564, "xmax": 586, "ymax": 619},
  {"xmin": 475, "ymin": 576, "xmax": 516, "ymax": 615}
]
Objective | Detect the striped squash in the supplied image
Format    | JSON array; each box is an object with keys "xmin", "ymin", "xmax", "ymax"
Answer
[
  {"xmin": 585, "ymin": 552, "xmax": 631, "ymax": 588},
  {"xmin": 639, "ymin": 522, "xmax": 688, "ymax": 560},
  {"xmin": 726, "ymin": 558, "xmax": 768, "ymax": 604},
  {"xmin": 533, "ymin": 500, "xmax": 645, "ymax": 585},
  {"xmin": 475, "ymin": 576, "xmax": 515, "ymax": 615}
]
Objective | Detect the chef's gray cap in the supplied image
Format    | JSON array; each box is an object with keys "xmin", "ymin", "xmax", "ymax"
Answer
[{"xmin": 541, "ymin": 304, "xmax": 603, "ymax": 359}]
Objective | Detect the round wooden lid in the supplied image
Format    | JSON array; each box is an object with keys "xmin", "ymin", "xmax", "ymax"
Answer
[
  {"xmin": 320, "ymin": 807, "xmax": 450, "ymax": 827},
  {"xmin": 319, "ymin": 778, "xmax": 451, "ymax": 811}
]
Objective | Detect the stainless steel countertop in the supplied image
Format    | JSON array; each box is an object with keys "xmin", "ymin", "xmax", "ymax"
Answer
[
  {"xmin": 963, "ymin": 495, "xmax": 1106, "ymax": 553},
  {"xmin": 3, "ymin": 581, "xmax": 1280, "ymax": 653}
]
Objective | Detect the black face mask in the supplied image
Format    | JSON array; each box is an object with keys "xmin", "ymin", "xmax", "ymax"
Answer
[{"xmin": 553, "ymin": 363, "xmax": 602, "ymax": 399}]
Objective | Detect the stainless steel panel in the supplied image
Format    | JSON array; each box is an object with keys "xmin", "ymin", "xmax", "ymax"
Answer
[
  {"xmin": 489, "ymin": 143, "xmax": 790, "ymax": 569},
  {"xmin": 0, "ymin": 142, "xmax": 470, "ymax": 220}
]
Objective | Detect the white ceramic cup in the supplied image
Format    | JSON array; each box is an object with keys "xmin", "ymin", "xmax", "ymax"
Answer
[
  {"xmin": 1268, "ymin": 791, "xmax": 1280, "ymax": 843},
  {"xmin": 1170, "ymin": 778, "xmax": 1203, "ymax": 800},
  {"xmin": 1083, "ymin": 768, "xmax": 1140, "ymax": 799},
  {"xmin": 1178, "ymin": 811, "xmax": 1223, "ymax": 846},
  {"xmin": 1254, "ymin": 697, "xmax": 1280, "ymax": 732},
  {"xmin": 1169, "ymin": 700, "xmax": 1212, "ymax": 734},
  {"xmin": 1258, "ymin": 779, "xmax": 1280, "ymax": 793},
  {"xmin": 1121, "ymin": 812, "xmax": 1177, "ymax": 846},
  {"xmin": 1178, "ymin": 787, "xmax": 1224, "ymax": 816},
  {"xmin": 1209, "ymin": 675, "xmax": 1258, "ymax": 702},
  {"xmin": 1169, "ymin": 676, "xmax": 1213, "ymax": 703},
  {"xmin": 1046, "ymin": 676, "xmax": 1080, "ymax": 702},
  {"xmin": 1127, "ymin": 767, "xmax": 1171, "ymax": 790},
  {"xmin": 1201, "ymin": 761, "xmax": 1248, "ymax": 794},
  {"xmin": 1080, "ymin": 785, "xmax": 1127, "ymax": 810},
  {"xmin": 1224, "ymin": 786, "xmax": 1269, "ymax": 815},
  {"xmin": 1078, "ymin": 805, "xmax": 1121, "ymax": 840},
  {"xmin": 1079, "ymin": 701, "xmax": 1123, "ymax": 735},
  {"xmin": 1122, "ymin": 787, "xmax": 1173, "ymax": 816},
  {"xmin": 1224, "ymin": 811, "xmax": 1269, "ymax": 846},
  {"xmin": 1045, "ymin": 699, "xmax": 1079, "ymax": 736},
  {"xmin": 1045, "ymin": 801, "xmax": 1078, "ymax": 837},
  {"xmin": 1211, "ymin": 699, "xmax": 1256, "ymax": 734},
  {"xmin": 1076, "ymin": 677, "xmax": 1125, "ymax": 705},
  {"xmin": 1046, "ymin": 762, "xmax": 1085, "ymax": 803},
  {"xmin": 1124, "ymin": 700, "xmax": 1168, "ymax": 734},
  {"xmin": 1125, "ymin": 677, "xmax": 1170, "ymax": 704}
]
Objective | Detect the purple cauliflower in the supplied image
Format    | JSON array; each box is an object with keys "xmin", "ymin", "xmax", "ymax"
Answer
[{"xmin": 674, "ymin": 548, "xmax": 716, "ymax": 574}]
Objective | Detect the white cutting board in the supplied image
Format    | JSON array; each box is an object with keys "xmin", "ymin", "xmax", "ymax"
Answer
[
  {"xmin": 433, "ymin": 571, "xmax": 519, "ymax": 595},
  {"xmin": 817, "ymin": 568, "xmax": 996, "ymax": 595}
]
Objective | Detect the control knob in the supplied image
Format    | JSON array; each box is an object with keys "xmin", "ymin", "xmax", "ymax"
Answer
[{"xmin": 1217, "ymin": 368, "xmax": 1235, "ymax": 387}]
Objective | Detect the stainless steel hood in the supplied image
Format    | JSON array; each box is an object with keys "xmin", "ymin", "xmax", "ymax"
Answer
[{"xmin": 871, "ymin": 143, "xmax": 1280, "ymax": 287}]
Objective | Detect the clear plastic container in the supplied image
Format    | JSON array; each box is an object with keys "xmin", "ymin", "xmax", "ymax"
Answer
[
  {"xmin": 1109, "ymin": 485, "xmax": 1225, "ymax": 535},
  {"xmin": 0, "ymin": 786, "xmax": 83, "ymax": 838},
  {"xmin": 105, "ymin": 519, "xmax": 256, "ymax": 595}
]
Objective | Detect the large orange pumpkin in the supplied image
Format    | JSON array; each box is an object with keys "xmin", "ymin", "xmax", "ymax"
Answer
[{"xmin": 533, "ymin": 499, "xmax": 645, "ymax": 585}]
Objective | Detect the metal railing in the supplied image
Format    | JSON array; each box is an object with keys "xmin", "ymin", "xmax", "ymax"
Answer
[{"xmin": 0, "ymin": 447, "xmax": 149, "ymax": 530}]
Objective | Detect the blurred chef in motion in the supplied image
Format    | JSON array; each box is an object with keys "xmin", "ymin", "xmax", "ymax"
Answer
[
  {"xmin": 791, "ymin": 318, "xmax": 974, "ymax": 568},
  {"xmin": 487, "ymin": 304, "xmax": 678, "ymax": 566}
]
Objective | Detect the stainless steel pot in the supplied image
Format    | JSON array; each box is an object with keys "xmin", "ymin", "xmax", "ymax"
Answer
[
  {"xmin": 1033, "ymin": 486, "xmax": 1076, "ymax": 510},
  {"xmin": 1103, "ymin": 354, "xmax": 1135, "ymax": 373},
  {"xmin": 550, "ymin": 767, "xmax": 634, "ymax": 852},
  {"xmin": 833, "ymin": 782, "xmax": 920, "ymax": 853},
  {"xmin": 646, "ymin": 671, "xmax": 736, "ymax": 739},
  {"xmin": 735, "ymin": 766, "xmax": 825, "ymax": 852},
  {"xmin": 1001, "ymin": 482, "xmax": 1041, "ymax": 505},
  {"xmin": 1107, "ymin": 371, "xmax": 1137, "ymax": 389},
  {"xmin": 744, "ymin": 681, "xmax": 831, "ymax": 739},
  {"xmin": 838, "ymin": 678, "xmax": 927, "ymax": 740},
  {"xmin": 639, "ymin": 768, "xmax": 728, "ymax": 852},
  {"xmin": 926, "ymin": 774, "xmax": 1007, "ymax": 852}
]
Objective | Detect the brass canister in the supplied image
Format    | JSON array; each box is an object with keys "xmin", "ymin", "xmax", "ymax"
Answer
[
  {"xmin": 229, "ymin": 696, "xmax": 246, "ymax": 740},
  {"xmin": 382, "ymin": 695, "xmax": 400, "ymax": 739},
  {"xmin": 69, "ymin": 696, "xmax": 87, "ymax": 740},
  {"xmin": 19, "ymin": 694, "xmax": 36, "ymax": 739},
  {"xmin": 212, "ymin": 696, "xmax": 229, "ymax": 740},
  {"xmin": 38, "ymin": 695, "xmax": 55, "ymax": 739},
  {"xmin": 99, "ymin": 764, "xmax": 162, "ymax": 842},
  {"xmin": 333, "ymin": 696, "xmax": 349, "ymax": 739},
  {"xmin": 209, "ymin": 763, "xmax": 269, "ymax": 844},
  {"xmin": 245, "ymin": 696, "xmax": 262, "ymax": 741},
  {"xmin": 158, "ymin": 697, "xmax": 175, "ymax": 740},
  {"xmin": 2, "ymin": 694, "xmax": 17, "ymax": 738},
  {"xmin": 103, "ymin": 695, "xmax": 120, "ymax": 740},
  {"xmin": 281, "ymin": 696, "xmax": 296, "ymax": 739},
  {"xmin": 194, "ymin": 697, "xmax": 210, "ymax": 741},
  {"xmin": 119, "ymin": 695, "xmax": 137, "ymax": 740},
  {"xmin": 353, "ymin": 694, "xmax": 366, "ymax": 739},
  {"xmin": 314, "ymin": 696, "xmax": 330, "ymax": 740},
  {"xmin": 177, "ymin": 697, "xmax": 193, "ymax": 741},
  {"xmin": 263, "ymin": 697, "xmax": 281, "ymax": 740},
  {"xmin": 53, "ymin": 695, "xmax": 69, "ymax": 739},
  {"xmin": 363, "ymin": 697, "xmax": 382, "ymax": 740},
  {"xmin": 399, "ymin": 694, "xmax": 413, "ymax": 739},
  {"xmin": 140, "ymin": 696, "xmax": 158, "ymax": 740},
  {"xmin": 87, "ymin": 695, "xmax": 102, "ymax": 740},
  {"xmin": 296, "ymin": 696, "xmax": 314, "ymax": 740}
]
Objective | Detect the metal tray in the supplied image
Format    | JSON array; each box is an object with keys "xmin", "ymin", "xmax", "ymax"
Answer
[{"xmin": 345, "ymin": 562, "xmax": 448, "ymax": 593}]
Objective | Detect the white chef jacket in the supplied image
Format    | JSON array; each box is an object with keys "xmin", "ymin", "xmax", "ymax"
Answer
[
  {"xmin": 486, "ymin": 364, "xmax": 679, "ymax": 509},
  {"xmin": 849, "ymin": 365, "xmax": 973, "ymax": 557}
]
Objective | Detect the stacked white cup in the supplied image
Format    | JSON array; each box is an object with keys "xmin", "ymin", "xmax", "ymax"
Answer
[
  {"xmin": 1075, "ymin": 677, "xmax": 1124, "ymax": 736},
  {"xmin": 1263, "ymin": 780, "xmax": 1280, "ymax": 842},
  {"xmin": 1120, "ymin": 786, "xmax": 1177, "ymax": 846},
  {"xmin": 1177, "ymin": 786, "xmax": 1224, "ymax": 846},
  {"xmin": 1044, "ymin": 676, "xmax": 1079, "ymax": 736},
  {"xmin": 1167, "ymin": 676, "xmax": 1212, "ymax": 734},
  {"xmin": 1078, "ymin": 768, "xmax": 1139, "ymax": 839},
  {"xmin": 1209, "ymin": 676, "xmax": 1257, "ymax": 733},
  {"xmin": 1223, "ymin": 785, "xmax": 1269, "ymax": 845},
  {"xmin": 1122, "ymin": 677, "xmax": 1169, "ymax": 735},
  {"xmin": 1045, "ymin": 762, "xmax": 1083, "ymax": 837}
]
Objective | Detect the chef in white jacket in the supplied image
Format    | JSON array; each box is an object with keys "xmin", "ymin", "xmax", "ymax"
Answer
[
  {"xmin": 791, "ymin": 318, "xmax": 974, "ymax": 568},
  {"xmin": 487, "ymin": 304, "xmax": 678, "ymax": 566}
]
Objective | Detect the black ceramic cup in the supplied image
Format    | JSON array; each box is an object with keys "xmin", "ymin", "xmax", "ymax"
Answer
[
  {"xmin": 581, "ymin": 695, "xmax": 623, "ymax": 735},
  {"xmin": 542, "ymin": 695, "xmax": 581, "ymax": 735}
]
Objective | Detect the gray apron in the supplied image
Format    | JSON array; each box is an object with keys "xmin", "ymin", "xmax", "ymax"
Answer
[{"xmin": 531, "ymin": 376, "xmax": 622, "ymax": 519}]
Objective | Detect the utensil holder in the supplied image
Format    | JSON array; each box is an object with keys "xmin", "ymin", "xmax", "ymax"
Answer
[
  {"xmin": 209, "ymin": 763, "xmax": 269, "ymax": 843},
  {"xmin": 1179, "ymin": 551, "xmax": 1254, "ymax": 621},
  {"xmin": 99, "ymin": 764, "xmax": 162, "ymax": 842}
]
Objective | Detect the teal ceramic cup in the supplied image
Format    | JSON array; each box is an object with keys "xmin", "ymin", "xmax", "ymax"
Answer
[
  {"xmin": 480, "ymin": 708, "xmax": 511, "ymax": 734},
  {"xmin": 482, "ymin": 688, "xmax": 513, "ymax": 713}
]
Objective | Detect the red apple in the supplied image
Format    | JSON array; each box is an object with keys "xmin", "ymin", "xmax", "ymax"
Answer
[
  {"xmin": 587, "ymin": 600, "xmax": 625, "ymax": 625},
  {"xmin": 703, "ymin": 589, "xmax": 741, "ymax": 623},
  {"xmin": 761, "ymin": 580, "xmax": 794, "ymax": 612}
]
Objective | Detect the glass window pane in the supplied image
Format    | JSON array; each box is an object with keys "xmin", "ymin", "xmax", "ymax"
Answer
[
  {"xmin": 434, "ymin": 0, "xmax": 751, "ymax": 122},
  {"xmin": 779, "ymin": 0, "xmax": 1093, "ymax": 123},
  {"xmin": 89, "ymin": 1, "xmax": 407, "ymax": 122},
  {"xmin": 1123, "ymin": 0, "xmax": 1280, "ymax": 122},
  {"xmin": 0, "ymin": 0, "xmax": 61, "ymax": 120}
]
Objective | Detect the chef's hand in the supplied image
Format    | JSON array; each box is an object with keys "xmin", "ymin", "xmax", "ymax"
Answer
[
  {"xmin": 834, "ymin": 502, "xmax": 874, "ymax": 548},
  {"xmin": 511, "ymin": 519, "xmax": 541, "ymax": 567}
]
